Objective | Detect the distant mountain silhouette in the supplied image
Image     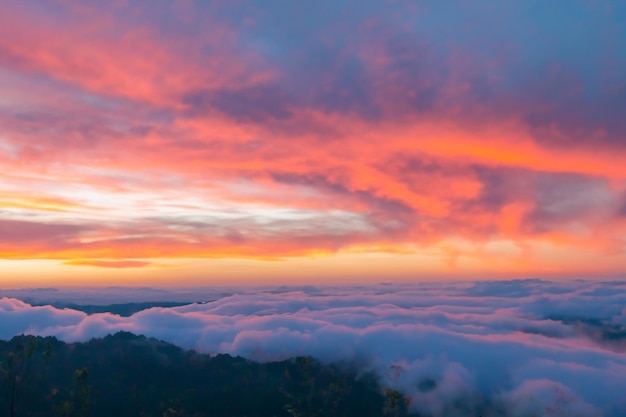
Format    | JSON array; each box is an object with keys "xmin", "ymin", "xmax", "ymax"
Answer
[{"xmin": 31, "ymin": 301, "xmax": 193, "ymax": 316}]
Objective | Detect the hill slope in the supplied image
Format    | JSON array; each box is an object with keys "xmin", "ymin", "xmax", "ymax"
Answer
[{"xmin": 0, "ymin": 333, "xmax": 409, "ymax": 417}]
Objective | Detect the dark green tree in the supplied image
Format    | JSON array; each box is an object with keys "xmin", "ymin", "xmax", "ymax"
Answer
[
  {"xmin": 59, "ymin": 367, "xmax": 91, "ymax": 417},
  {"xmin": 382, "ymin": 388, "xmax": 409, "ymax": 417},
  {"xmin": 0, "ymin": 336, "xmax": 50, "ymax": 417}
]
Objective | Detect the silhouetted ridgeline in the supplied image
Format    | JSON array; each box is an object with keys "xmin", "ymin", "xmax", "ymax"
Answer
[
  {"xmin": 30, "ymin": 302, "xmax": 192, "ymax": 317},
  {"xmin": 0, "ymin": 332, "xmax": 411, "ymax": 417}
]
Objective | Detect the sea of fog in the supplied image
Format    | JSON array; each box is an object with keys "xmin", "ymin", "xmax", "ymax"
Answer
[{"xmin": 2, "ymin": 279, "xmax": 626, "ymax": 416}]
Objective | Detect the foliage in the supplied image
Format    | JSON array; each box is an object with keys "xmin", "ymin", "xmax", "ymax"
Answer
[
  {"xmin": 0, "ymin": 332, "xmax": 417, "ymax": 417},
  {"xmin": 0, "ymin": 336, "xmax": 52, "ymax": 417}
]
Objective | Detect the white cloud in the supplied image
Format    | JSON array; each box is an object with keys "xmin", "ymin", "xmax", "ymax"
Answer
[{"xmin": 2, "ymin": 279, "xmax": 626, "ymax": 416}]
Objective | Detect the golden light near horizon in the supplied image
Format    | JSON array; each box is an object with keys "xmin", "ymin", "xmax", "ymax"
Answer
[{"xmin": 0, "ymin": 1, "xmax": 625, "ymax": 286}]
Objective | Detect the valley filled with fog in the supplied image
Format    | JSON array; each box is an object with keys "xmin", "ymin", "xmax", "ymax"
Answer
[{"xmin": 2, "ymin": 279, "xmax": 626, "ymax": 416}]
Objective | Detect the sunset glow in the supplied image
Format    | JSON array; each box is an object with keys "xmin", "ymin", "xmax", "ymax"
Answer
[{"xmin": 1, "ymin": 1, "xmax": 626, "ymax": 286}]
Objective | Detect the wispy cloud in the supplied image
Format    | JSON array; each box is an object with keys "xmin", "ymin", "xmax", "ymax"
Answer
[
  {"xmin": 0, "ymin": 1, "xmax": 625, "ymax": 279},
  {"xmin": 63, "ymin": 259, "xmax": 153, "ymax": 268}
]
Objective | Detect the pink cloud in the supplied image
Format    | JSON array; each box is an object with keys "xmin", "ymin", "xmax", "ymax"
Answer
[{"xmin": 2, "ymin": 281, "xmax": 626, "ymax": 415}]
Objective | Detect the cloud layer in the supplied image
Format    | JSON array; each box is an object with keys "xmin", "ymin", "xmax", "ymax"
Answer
[
  {"xmin": 2, "ymin": 280, "xmax": 626, "ymax": 416},
  {"xmin": 0, "ymin": 1, "xmax": 625, "ymax": 281}
]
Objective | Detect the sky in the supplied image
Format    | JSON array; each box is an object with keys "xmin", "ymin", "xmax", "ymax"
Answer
[
  {"xmin": 3, "ymin": 279, "xmax": 626, "ymax": 416},
  {"xmin": 1, "ymin": 1, "xmax": 626, "ymax": 286}
]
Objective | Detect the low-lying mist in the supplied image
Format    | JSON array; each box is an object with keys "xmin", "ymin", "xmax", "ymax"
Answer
[{"xmin": 2, "ymin": 279, "xmax": 626, "ymax": 416}]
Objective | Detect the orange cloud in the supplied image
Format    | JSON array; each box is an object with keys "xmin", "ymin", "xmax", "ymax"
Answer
[
  {"xmin": 64, "ymin": 259, "xmax": 153, "ymax": 269},
  {"xmin": 0, "ymin": 1, "xmax": 625, "ymax": 283}
]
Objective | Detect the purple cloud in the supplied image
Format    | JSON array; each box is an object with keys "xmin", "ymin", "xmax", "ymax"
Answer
[{"xmin": 2, "ymin": 280, "xmax": 626, "ymax": 416}]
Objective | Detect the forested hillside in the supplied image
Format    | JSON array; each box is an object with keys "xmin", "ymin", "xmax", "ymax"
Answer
[{"xmin": 0, "ymin": 333, "xmax": 411, "ymax": 417}]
